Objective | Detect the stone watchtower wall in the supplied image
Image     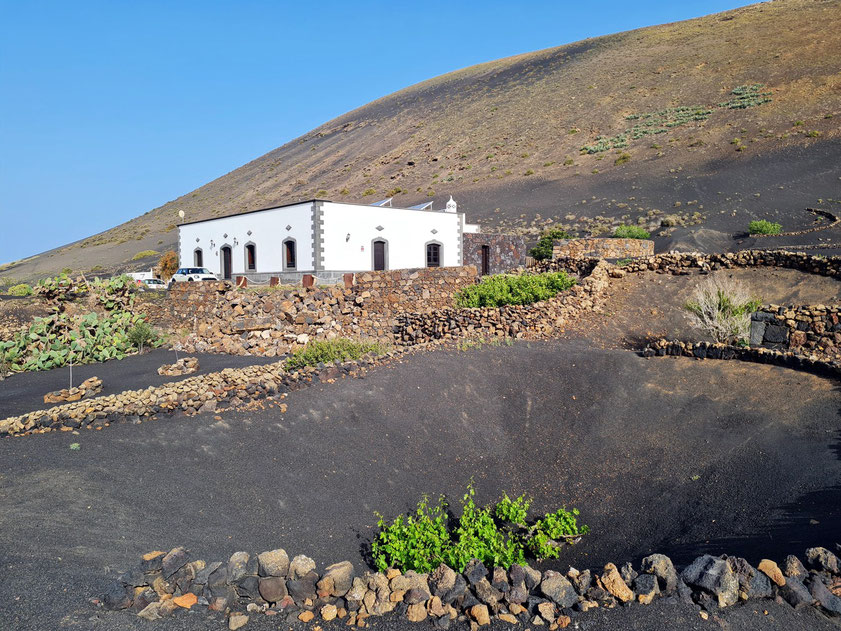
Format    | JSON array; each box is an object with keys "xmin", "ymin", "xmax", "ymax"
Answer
[{"xmin": 552, "ymin": 238, "xmax": 654, "ymax": 260}]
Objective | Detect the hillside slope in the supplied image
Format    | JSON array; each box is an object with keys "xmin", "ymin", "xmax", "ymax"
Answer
[{"xmin": 5, "ymin": 0, "xmax": 841, "ymax": 281}]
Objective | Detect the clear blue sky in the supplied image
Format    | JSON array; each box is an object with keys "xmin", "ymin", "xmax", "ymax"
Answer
[{"xmin": 0, "ymin": 0, "xmax": 755, "ymax": 265}]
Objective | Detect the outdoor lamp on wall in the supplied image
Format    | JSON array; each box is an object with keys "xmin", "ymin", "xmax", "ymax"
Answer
[
  {"xmin": 233, "ymin": 238, "xmax": 239, "ymax": 246},
  {"xmin": 346, "ymin": 233, "xmax": 351, "ymax": 242}
]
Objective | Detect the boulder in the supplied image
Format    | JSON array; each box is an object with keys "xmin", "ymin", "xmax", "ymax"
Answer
[
  {"xmin": 429, "ymin": 564, "xmax": 457, "ymax": 598},
  {"xmin": 536, "ymin": 601, "xmax": 556, "ymax": 622},
  {"xmin": 640, "ymin": 553, "xmax": 678, "ymax": 593},
  {"xmin": 287, "ymin": 570, "xmax": 318, "ymax": 604},
  {"xmin": 469, "ymin": 604, "xmax": 491, "ymax": 626},
  {"xmin": 103, "ymin": 581, "xmax": 132, "ymax": 610},
  {"xmin": 783, "ymin": 555, "xmax": 807, "ymax": 579},
  {"xmin": 681, "ymin": 555, "xmax": 738, "ymax": 607},
  {"xmin": 572, "ymin": 569, "xmax": 592, "ymax": 595},
  {"xmin": 161, "ymin": 547, "xmax": 189, "ymax": 578},
  {"xmin": 633, "ymin": 574, "xmax": 659, "ymax": 604},
  {"xmin": 464, "ymin": 559, "xmax": 489, "ymax": 585},
  {"xmin": 228, "ymin": 613, "xmax": 248, "ymax": 630},
  {"xmin": 473, "ymin": 578, "xmax": 503, "ymax": 607},
  {"xmin": 600, "ymin": 563, "xmax": 634, "ymax": 603},
  {"xmin": 407, "ymin": 603, "xmax": 427, "ymax": 622},
  {"xmin": 779, "ymin": 575, "xmax": 814, "ymax": 607},
  {"xmin": 758, "ymin": 559, "xmax": 785, "ymax": 586},
  {"xmin": 806, "ymin": 547, "xmax": 841, "ymax": 575},
  {"xmin": 620, "ymin": 562, "xmax": 638, "ymax": 585},
  {"xmin": 258, "ymin": 577, "xmax": 288, "ymax": 603},
  {"xmin": 540, "ymin": 571, "xmax": 578, "ymax": 608},
  {"xmin": 318, "ymin": 561, "xmax": 354, "ymax": 597},
  {"xmin": 289, "ymin": 554, "xmax": 316, "ymax": 579},
  {"xmin": 257, "ymin": 549, "xmax": 289, "ymax": 577},
  {"xmin": 810, "ymin": 577, "xmax": 841, "ymax": 615},
  {"xmin": 726, "ymin": 557, "xmax": 772, "ymax": 600},
  {"xmin": 321, "ymin": 604, "xmax": 338, "ymax": 621},
  {"xmin": 227, "ymin": 552, "xmax": 254, "ymax": 583}
]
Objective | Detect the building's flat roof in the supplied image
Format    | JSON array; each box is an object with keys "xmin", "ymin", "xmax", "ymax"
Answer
[{"xmin": 177, "ymin": 198, "xmax": 461, "ymax": 227}]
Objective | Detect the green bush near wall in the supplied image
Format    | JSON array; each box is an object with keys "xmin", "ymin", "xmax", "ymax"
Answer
[{"xmin": 455, "ymin": 272, "xmax": 576, "ymax": 308}]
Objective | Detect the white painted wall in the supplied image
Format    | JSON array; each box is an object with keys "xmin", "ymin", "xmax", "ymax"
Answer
[
  {"xmin": 320, "ymin": 202, "xmax": 463, "ymax": 271},
  {"xmin": 178, "ymin": 202, "xmax": 314, "ymax": 277}
]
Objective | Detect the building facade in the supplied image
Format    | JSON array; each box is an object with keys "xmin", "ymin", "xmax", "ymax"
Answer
[{"xmin": 177, "ymin": 198, "xmax": 487, "ymax": 283}]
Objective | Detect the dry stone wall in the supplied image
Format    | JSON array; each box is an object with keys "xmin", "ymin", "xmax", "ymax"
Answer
[
  {"xmin": 750, "ymin": 305, "xmax": 841, "ymax": 358},
  {"xmin": 143, "ymin": 267, "xmax": 478, "ymax": 356},
  {"xmin": 552, "ymin": 238, "xmax": 654, "ymax": 260},
  {"xmin": 98, "ymin": 543, "xmax": 841, "ymax": 629},
  {"xmin": 394, "ymin": 262, "xmax": 612, "ymax": 345}
]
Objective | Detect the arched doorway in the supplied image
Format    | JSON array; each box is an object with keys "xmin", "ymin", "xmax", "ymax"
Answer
[{"xmin": 220, "ymin": 246, "xmax": 232, "ymax": 280}]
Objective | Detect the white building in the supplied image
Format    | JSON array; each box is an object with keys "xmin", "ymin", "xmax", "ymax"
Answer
[{"xmin": 177, "ymin": 197, "xmax": 481, "ymax": 283}]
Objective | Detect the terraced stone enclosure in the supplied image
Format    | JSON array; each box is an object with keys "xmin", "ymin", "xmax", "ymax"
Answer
[{"xmin": 4, "ymin": 251, "xmax": 841, "ymax": 631}]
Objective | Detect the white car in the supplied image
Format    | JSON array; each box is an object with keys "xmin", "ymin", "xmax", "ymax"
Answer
[
  {"xmin": 167, "ymin": 267, "xmax": 218, "ymax": 288},
  {"xmin": 140, "ymin": 278, "xmax": 166, "ymax": 290}
]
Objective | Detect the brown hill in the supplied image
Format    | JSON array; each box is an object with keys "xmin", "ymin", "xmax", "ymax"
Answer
[{"xmin": 5, "ymin": 0, "xmax": 841, "ymax": 281}]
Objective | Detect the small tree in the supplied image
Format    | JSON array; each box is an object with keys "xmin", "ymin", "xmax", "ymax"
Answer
[
  {"xmin": 684, "ymin": 276, "xmax": 761, "ymax": 344},
  {"xmin": 157, "ymin": 250, "xmax": 179, "ymax": 280},
  {"xmin": 529, "ymin": 227, "xmax": 572, "ymax": 261}
]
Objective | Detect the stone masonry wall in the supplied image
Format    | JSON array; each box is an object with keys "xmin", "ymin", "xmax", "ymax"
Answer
[
  {"xmin": 462, "ymin": 233, "xmax": 527, "ymax": 275},
  {"xmin": 552, "ymin": 238, "xmax": 654, "ymax": 260},
  {"xmin": 394, "ymin": 262, "xmax": 613, "ymax": 345},
  {"xmin": 142, "ymin": 267, "xmax": 478, "ymax": 356},
  {"xmin": 750, "ymin": 305, "xmax": 841, "ymax": 355}
]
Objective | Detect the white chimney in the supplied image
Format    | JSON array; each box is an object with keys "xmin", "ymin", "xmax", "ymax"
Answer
[{"xmin": 445, "ymin": 196, "xmax": 457, "ymax": 213}]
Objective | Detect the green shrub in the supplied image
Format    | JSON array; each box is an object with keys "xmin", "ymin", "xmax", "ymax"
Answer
[
  {"xmin": 527, "ymin": 508, "xmax": 589, "ymax": 560},
  {"xmin": 614, "ymin": 152, "xmax": 631, "ymax": 165},
  {"xmin": 748, "ymin": 220, "xmax": 782, "ymax": 235},
  {"xmin": 494, "ymin": 492, "xmax": 530, "ymax": 526},
  {"xmin": 371, "ymin": 483, "xmax": 588, "ymax": 573},
  {"xmin": 371, "ymin": 495, "xmax": 451, "ymax": 574},
  {"xmin": 455, "ymin": 272, "xmax": 576, "ymax": 308},
  {"xmin": 285, "ymin": 338, "xmax": 388, "ymax": 370},
  {"xmin": 613, "ymin": 225, "xmax": 651, "ymax": 239},
  {"xmin": 7, "ymin": 283, "xmax": 33, "ymax": 296},
  {"xmin": 528, "ymin": 227, "xmax": 572, "ymax": 261},
  {"xmin": 132, "ymin": 250, "xmax": 158, "ymax": 261},
  {"xmin": 127, "ymin": 321, "xmax": 157, "ymax": 352}
]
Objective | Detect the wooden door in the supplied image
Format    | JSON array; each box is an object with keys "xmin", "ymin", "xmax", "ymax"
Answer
[
  {"xmin": 373, "ymin": 241, "xmax": 386, "ymax": 271},
  {"xmin": 481, "ymin": 245, "xmax": 490, "ymax": 275}
]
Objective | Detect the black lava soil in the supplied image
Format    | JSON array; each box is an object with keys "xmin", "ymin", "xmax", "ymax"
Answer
[{"xmin": 2, "ymin": 340, "xmax": 841, "ymax": 629}]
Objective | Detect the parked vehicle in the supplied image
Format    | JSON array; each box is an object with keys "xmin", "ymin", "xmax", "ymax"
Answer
[
  {"xmin": 127, "ymin": 269, "xmax": 156, "ymax": 282},
  {"xmin": 139, "ymin": 278, "xmax": 166, "ymax": 290},
  {"xmin": 167, "ymin": 267, "xmax": 217, "ymax": 288}
]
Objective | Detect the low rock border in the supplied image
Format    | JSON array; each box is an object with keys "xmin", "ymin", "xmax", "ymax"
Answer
[
  {"xmin": 96, "ymin": 545, "xmax": 841, "ymax": 628},
  {"xmin": 641, "ymin": 338, "xmax": 841, "ymax": 378},
  {"xmin": 0, "ymin": 351, "xmax": 400, "ymax": 437}
]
